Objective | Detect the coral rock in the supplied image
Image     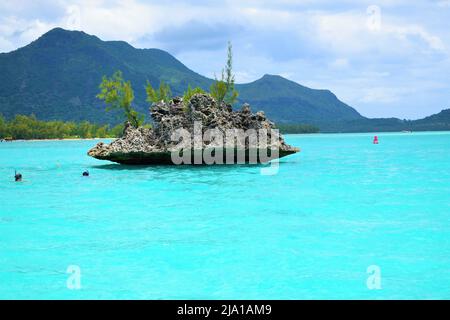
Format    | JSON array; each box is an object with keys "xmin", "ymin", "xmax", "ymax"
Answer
[{"xmin": 88, "ymin": 94, "xmax": 299, "ymax": 164}]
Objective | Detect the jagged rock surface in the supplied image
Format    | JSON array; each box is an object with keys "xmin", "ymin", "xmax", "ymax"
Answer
[{"xmin": 88, "ymin": 94, "xmax": 299, "ymax": 164}]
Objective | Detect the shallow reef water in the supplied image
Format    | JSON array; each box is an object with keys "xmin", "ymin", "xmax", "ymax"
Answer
[{"xmin": 0, "ymin": 132, "xmax": 449, "ymax": 299}]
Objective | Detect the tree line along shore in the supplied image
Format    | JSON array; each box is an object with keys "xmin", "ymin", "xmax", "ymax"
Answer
[{"xmin": 0, "ymin": 114, "xmax": 124, "ymax": 140}]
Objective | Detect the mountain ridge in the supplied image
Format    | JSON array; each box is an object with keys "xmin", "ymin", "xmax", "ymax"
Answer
[
  {"xmin": 0, "ymin": 27, "xmax": 363, "ymax": 126},
  {"xmin": 0, "ymin": 27, "xmax": 448, "ymax": 132}
]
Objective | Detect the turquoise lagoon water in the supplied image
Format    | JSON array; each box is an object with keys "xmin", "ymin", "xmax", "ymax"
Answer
[{"xmin": 0, "ymin": 132, "xmax": 449, "ymax": 299}]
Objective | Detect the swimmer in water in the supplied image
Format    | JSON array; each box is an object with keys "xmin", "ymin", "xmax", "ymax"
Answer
[
  {"xmin": 14, "ymin": 170, "xmax": 22, "ymax": 182},
  {"xmin": 82, "ymin": 170, "xmax": 89, "ymax": 177}
]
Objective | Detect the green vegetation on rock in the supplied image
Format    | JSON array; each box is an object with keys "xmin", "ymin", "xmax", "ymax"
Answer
[
  {"xmin": 146, "ymin": 80, "xmax": 172, "ymax": 104},
  {"xmin": 97, "ymin": 71, "xmax": 144, "ymax": 128},
  {"xmin": 182, "ymin": 85, "xmax": 205, "ymax": 107},
  {"xmin": 210, "ymin": 41, "xmax": 239, "ymax": 106}
]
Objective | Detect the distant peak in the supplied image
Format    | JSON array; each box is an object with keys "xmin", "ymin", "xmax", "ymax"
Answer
[
  {"xmin": 46, "ymin": 27, "xmax": 66, "ymax": 33},
  {"xmin": 252, "ymin": 74, "xmax": 284, "ymax": 84},
  {"xmin": 39, "ymin": 27, "xmax": 95, "ymax": 40},
  {"xmin": 42, "ymin": 27, "xmax": 77, "ymax": 36},
  {"xmin": 255, "ymin": 74, "xmax": 295, "ymax": 85},
  {"xmin": 261, "ymin": 74, "xmax": 283, "ymax": 80},
  {"xmin": 32, "ymin": 27, "xmax": 100, "ymax": 47}
]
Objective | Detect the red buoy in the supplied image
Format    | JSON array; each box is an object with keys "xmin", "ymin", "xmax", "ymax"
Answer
[{"xmin": 373, "ymin": 136, "xmax": 379, "ymax": 144}]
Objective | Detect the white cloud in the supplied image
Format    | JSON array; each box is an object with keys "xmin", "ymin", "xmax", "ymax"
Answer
[
  {"xmin": 329, "ymin": 58, "xmax": 349, "ymax": 69},
  {"xmin": 0, "ymin": 36, "xmax": 15, "ymax": 52},
  {"xmin": 234, "ymin": 70, "xmax": 259, "ymax": 83},
  {"xmin": 437, "ymin": 0, "xmax": 450, "ymax": 7},
  {"xmin": 312, "ymin": 10, "xmax": 447, "ymax": 56},
  {"xmin": 359, "ymin": 87, "xmax": 407, "ymax": 104},
  {"xmin": 388, "ymin": 24, "xmax": 446, "ymax": 53},
  {"xmin": 0, "ymin": 16, "xmax": 57, "ymax": 51}
]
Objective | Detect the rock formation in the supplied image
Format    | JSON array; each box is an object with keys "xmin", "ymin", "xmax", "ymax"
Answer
[{"xmin": 88, "ymin": 94, "xmax": 299, "ymax": 164}]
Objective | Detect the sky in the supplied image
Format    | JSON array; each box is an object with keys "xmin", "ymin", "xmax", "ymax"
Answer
[{"xmin": 0, "ymin": 0, "xmax": 449, "ymax": 119}]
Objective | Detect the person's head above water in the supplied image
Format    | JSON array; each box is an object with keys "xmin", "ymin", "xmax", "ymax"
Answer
[
  {"xmin": 82, "ymin": 170, "xmax": 89, "ymax": 177},
  {"xmin": 14, "ymin": 171, "xmax": 22, "ymax": 182}
]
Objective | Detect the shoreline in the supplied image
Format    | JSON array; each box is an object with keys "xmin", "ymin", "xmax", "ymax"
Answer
[{"xmin": 2, "ymin": 130, "xmax": 450, "ymax": 142}]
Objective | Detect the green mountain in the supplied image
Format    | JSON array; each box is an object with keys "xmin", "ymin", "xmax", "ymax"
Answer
[
  {"xmin": 319, "ymin": 109, "xmax": 450, "ymax": 132},
  {"xmin": 0, "ymin": 28, "xmax": 211, "ymax": 123},
  {"xmin": 412, "ymin": 109, "xmax": 450, "ymax": 129},
  {"xmin": 0, "ymin": 28, "xmax": 363, "ymax": 125},
  {"xmin": 1, "ymin": 28, "xmax": 448, "ymax": 132},
  {"xmin": 237, "ymin": 74, "xmax": 362, "ymax": 124}
]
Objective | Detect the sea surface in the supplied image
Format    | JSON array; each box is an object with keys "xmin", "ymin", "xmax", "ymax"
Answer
[{"xmin": 0, "ymin": 132, "xmax": 449, "ymax": 299}]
